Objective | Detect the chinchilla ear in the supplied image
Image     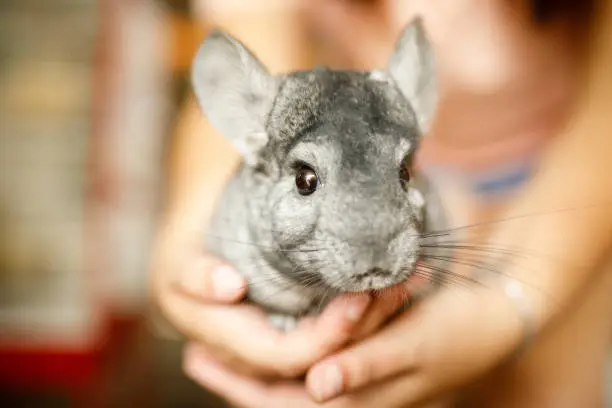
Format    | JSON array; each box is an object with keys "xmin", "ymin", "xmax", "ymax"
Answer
[
  {"xmin": 191, "ymin": 29, "xmax": 278, "ymax": 165},
  {"xmin": 386, "ymin": 17, "xmax": 437, "ymax": 134}
]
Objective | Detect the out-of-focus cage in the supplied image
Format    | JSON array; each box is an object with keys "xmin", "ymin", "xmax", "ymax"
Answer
[
  {"xmin": 0, "ymin": 0, "xmax": 229, "ymax": 406},
  {"xmin": 0, "ymin": 0, "xmax": 100, "ymax": 347}
]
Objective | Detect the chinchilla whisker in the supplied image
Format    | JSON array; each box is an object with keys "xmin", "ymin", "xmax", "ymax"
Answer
[
  {"xmin": 244, "ymin": 274, "xmax": 289, "ymax": 288},
  {"xmin": 419, "ymin": 253, "xmax": 528, "ymax": 287},
  {"xmin": 298, "ymin": 273, "xmax": 328, "ymax": 291},
  {"xmin": 262, "ymin": 278, "xmax": 329, "ymax": 309},
  {"xmin": 418, "ymin": 255, "xmax": 559, "ymax": 306},
  {"xmin": 412, "ymin": 265, "xmax": 471, "ymax": 290},
  {"xmin": 415, "ymin": 269, "xmax": 483, "ymax": 293},
  {"xmin": 210, "ymin": 216, "xmax": 334, "ymax": 246},
  {"xmin": 420, "ymin": 246, "xmax": 516, "ymax": 266},
  {"xmin": 236, "ymin": 260, "xmax": 272, "ymax": 273},
  {"xmin": 314, "ymin": 288, "xmax": 332, "ymax": 316},
  {"xmin": 414, "ymin": 263, "xmax": 484, "ymax": 289},
  {"xmin": 247, "ymin": 266, "xmax": 330, "ymax": 303},
  {"xmin": 419, "ymin": 201, "xmax": 612, "ymax": 240},
  {"xmin": 245, "ymin": 263, "xmax": 304, "ymax": 284},
  {"xmin": 371, "ymin": 284, "xmax": 411, "ymax": 304},
  {"xmin": 412, "ymin": 268, "xmax": 476, "ymax": 291},
  {"xmin": 214, "ymin": 216, "xmax": 332, "ymax": 243},
  {"xmin": 415, "ymin": 266, "xmax": 479, "ymax": 290},
  {"xmin": 256, "ymin": 279, "xmax": 306, "ymax": 305},
  {"xmin": 295, "ymin": 279, "xmax": 327, "ymax": 295},
  {"xmin": 204, "ymin": 234, "xmax": 332, "ymax": 253},
  {"xmin": 422, "ymin": 251, "xmax": 521, "ymax": 277},
  {"xmin": 410, "ymin": 270, "xmax": 447, "ymax": 289},
  {"xmin": 419, "ymin": 240, "xmax": 570, "ymax": 267},
  {"xmin": 419, "ymin": 242, "xmax": 530, "ymax": 259},
  {"xmin": 420, "ymin": 247, "xmax": 517, "ymax": 268},
  {"xmin": 393, "ymin": 284, "xmax": 412, "ymax": 302}
]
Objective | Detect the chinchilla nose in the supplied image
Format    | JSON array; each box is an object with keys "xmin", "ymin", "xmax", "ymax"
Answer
[
  {"xmin": 335, "ymin": 183, "xmax": 410, "ymax": 251},
  {"xmin": 351, "ymin": 210, "xmax": 405, "ymax": 251},
  {"xmin": 348, "ymin": 226, "xmax": 406, "ymax": 272},
  {"xmin": 354, "ymin": 267, "xmax": 393, "ymax": 281}
]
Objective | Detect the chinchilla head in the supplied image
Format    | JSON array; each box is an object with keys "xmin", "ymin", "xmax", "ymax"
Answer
[{"xmin": 192, "ymin": 18, "xmax": 438, "ymax": 292}]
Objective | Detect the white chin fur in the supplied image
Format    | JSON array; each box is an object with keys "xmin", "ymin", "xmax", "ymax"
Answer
[
  {"xmin": 369, "ymin": 70, "xmax": 389, "ymax": 82},
  {"xmin": 409, "ymin": 187, "xmax": 425, "ymax": 209}
]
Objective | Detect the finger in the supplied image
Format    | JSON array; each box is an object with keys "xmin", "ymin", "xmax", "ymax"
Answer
[
  {"xmin": 162, "ymin": 290, "xmax": 372, "ymax": 378},
  {"xmin": 306, "ymin": 285, "xmax": 525, "ymax": 403},
  {"xmin": 173, "ymin": 257, "xmax": 247, "ymax": 303},
  {"xmin": 184, "ymin": 342, "xmax": 423, "ymax": 408},
  {"xmin": 183, "ymin": 342, "xmax": 270, "ymax": 408},
  {"xmin": 183, "ymin": 342, "xmax": 309, "ymax": 408},
  {"xmin": 268, "ymin": 294, "xmax": 372, "ymax": 376},
  {"xmin": 350, "ymin": 281, "xmax": 412, "ymax": 341},
  {"xmin": 184, "ymin": 342, "xmax": 422, "ymax": 408},
  {"xmin": 351, "ymin": 273, "xmax": 432, "ymax": 341},
  {"xmin": 328, "ymin": 367, "xmax": 451, "ymax": 408}
]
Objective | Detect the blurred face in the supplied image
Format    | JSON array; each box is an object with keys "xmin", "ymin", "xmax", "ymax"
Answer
[{"xmin": 303, "ymin": 0, "xmax": 584, "ymax": 171}]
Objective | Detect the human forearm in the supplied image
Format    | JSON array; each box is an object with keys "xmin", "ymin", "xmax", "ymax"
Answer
[
  {"xmin": 163, "ymin": 97, "xmax": 239, "ymax": 238},
  {"xmin": 492, "ymin": 0, "xmax": 612, "ymax": 320},
  {"xmin": 501, "ymin": 144, "xmax": 612, "ymax": 312}
]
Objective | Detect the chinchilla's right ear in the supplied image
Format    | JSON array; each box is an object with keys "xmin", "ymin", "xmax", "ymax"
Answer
[
  {"xmin": 385, "ymin": 17, "xmax": 437, "ymax": 135},
  {"xmin": 191, "ymin": 29, "xmax": 278, "ymax": 165}
]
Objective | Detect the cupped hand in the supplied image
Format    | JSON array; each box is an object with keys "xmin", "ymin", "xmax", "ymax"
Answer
[
  {"xmin": 150, "ymin": 228, "xmax": 416, "ymax": 380},
  {"xmin": 180, "ymin": 194, "xmax": 562, "ymax": 408},
  {"xmin": 182, "ymin": 277, "xmax": 532, "ymax": 408},
  {"xmin": 182, "ymin": 183, "xmax": 603, "ymax": 408}
]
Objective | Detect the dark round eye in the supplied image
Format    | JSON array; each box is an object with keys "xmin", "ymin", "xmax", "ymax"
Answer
[
  {"xmin": 399, "ymin": 161, "xmax": 411, "ymax": 191},
  {"xmin": 295, "ymin": 164, "xmax": 319, "ymax": 195}
]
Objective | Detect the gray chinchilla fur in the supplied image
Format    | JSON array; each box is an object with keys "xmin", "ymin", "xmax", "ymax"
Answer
[{"xmin": 191, "ymin": 17, "xmax": 448, "ymax": 331}]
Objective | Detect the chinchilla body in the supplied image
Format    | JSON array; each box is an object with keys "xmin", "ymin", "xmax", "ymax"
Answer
[{"xmin": 194, "ymin": 18, "xmax": 448, "ymax": 330}]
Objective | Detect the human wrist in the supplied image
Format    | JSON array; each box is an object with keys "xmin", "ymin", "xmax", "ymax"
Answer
[{"xmin": 484, "ymin": 172, "xmax": 612, "ymax": 328}]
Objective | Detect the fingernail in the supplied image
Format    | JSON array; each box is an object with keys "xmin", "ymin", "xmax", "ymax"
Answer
[
  {"xmin": 183, "ymin": 352, "xmax": 200, "ymax": 379},
  {"xmin": 345, "ymin": 296, "xmax": 371, "ymax": 322},
  {"xmin": 309, "ymin": 364, "xmax": 344, "ymax": 402},
  {"xmin": 183, "ymin": 345, "xmax": 205, "ymax": 379},
  {"xmin": 183, "ymin": 353, "xmax": 214, "ymax": 385},
  {"xmin": 212, "ymin": 266, "xmax": 245, "ymax": 299}
]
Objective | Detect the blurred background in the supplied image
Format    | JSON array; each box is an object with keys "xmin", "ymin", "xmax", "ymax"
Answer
[{"xmin": 0, "ymin": 0, "xmax": 228, "ymax": 406}]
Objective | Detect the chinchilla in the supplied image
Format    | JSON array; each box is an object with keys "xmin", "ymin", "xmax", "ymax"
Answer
[{"xmin": 191, "ymin": 17, "xmax": 449, "ymax": 331}]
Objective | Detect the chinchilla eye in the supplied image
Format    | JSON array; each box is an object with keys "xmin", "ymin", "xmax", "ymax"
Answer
[
  {"xmin": 295, "ymin": 164, "xmax": 319, "ymax": 195},
  {"xmin": 399, "ymin": 157, "xmax": 411, "ymax": 191}
]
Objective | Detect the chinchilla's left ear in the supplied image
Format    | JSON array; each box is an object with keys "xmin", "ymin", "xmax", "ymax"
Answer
[
  {"xmin": 386, "ymin": 17, "xmax": 437, "ymax": 135},
  {"xmin": 191, "ymin": 29, "xmax": 278, "ymax": 165}
]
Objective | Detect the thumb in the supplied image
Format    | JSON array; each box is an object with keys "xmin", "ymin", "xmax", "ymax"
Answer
[
  {"xmin": 305, "ymin": 285, "xmax": 526, "ymax": 403},
  {"xmin": 174, "ymin": 256, "xmax": 247, "ymax": 303}
]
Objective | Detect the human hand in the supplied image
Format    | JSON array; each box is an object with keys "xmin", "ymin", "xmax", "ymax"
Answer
[
  {"xmin": 183, "ymin": 274, "xmax": 535, "ymax": 408},
  {"xmin": 150, "ymin": 233, "xmax": 367, "ymax": 379},
  {"xmin": 181, "ymin": 196, "xmax": 583, "ymax": 408},
  {"xmin": 150, "ymin": 224, "xmax": 417, "ymax": 380},
  {"xmin": 183, "ymin": 186, "xmax": 612, "ymax": 408}
]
